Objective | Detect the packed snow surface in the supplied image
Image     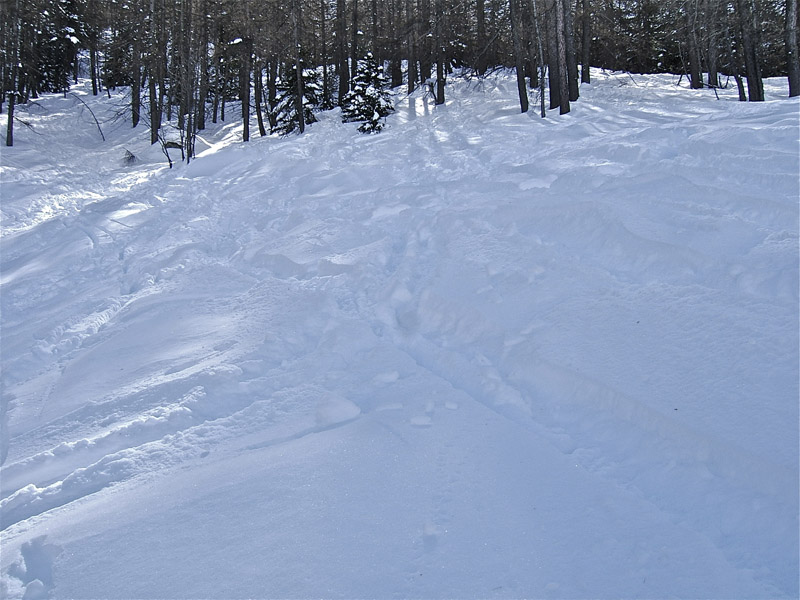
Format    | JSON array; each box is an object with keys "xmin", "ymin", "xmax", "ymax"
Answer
[{"xmin": 1, "ymin": 71, "xmax": 798, "ymax": 599}]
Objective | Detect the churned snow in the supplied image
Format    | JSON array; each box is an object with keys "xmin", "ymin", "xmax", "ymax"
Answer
[{"xmin": 1, "ymin": 70, "xmax": 798, "ymax": 599}]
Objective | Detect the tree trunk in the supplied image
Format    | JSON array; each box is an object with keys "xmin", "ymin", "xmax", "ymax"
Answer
[
  {"xmin": 564, "ymin": 0, "xmax": 579, "ymax": 100},
  {"xmin": 686, "ymin": 0, "xmax": 703, "ymax": 89},
  {"xmin": 787, "ymin": 0, "xmax": 800, "ymax": 97},
  {"xmin": 149, "ymin": 74, "xmax": 159, "ymax": 144},
  {"xmin": 555, "ymin": 0, "xmax": 570, "ymax": 113},
  {"xmin": 547, "ymin": 0, "xmax": 561, "ymax": 110},
  {"xmin": 736, "ymin": 0, "xmax": 764, "ymax": 101},
  {"xmin": 510, "ymin": 0, "xmax": 529, "ymax": 112},
  {"xmin": 371, "ymin": 0, "xmax": 379, "ymax": 54},
  {"xmin": 254, "ymin": 64, "xmax": 267, "ymax": 136},
  {"xmin": 351, "ymin": 0, "xmax": 359, "ymax": 80},
  {"xmin": 533, "ymin": 0, "xmax": 547, "ymax": 117},
  {"xmin": 419, "ymin": 0, "xmax": 432, "ymax": 81},
  {"xmin": 293, "ymin": 1, "xmax": 306, "ymax": 133},
  {"xmin": 434, "ymin": 0, "xmax": 445, "ymax": 104},
  {"xmin": 476, "ymin": 0, "xmax": 487, "ymax": 74},
  {"xmin": 241, "ymin": 40, "xmax": 251, "ymax": 142},
  {"xmin": 90, "ymin": 45, "xmax": 99, "ymax": 95},
  {"xmin": 337, "ymin": 0, "xmax": 349, "ymax": 103},
  {"xmin": 132, "ymin": 38, "xmax": 141, "ymax": 127},
  {"xmin": 320, "ymin": 0, "xmax": 331, "ymax": 107},
  {"xmin": 5, "ymin": 0, "xmax": 20, "ymax": 146},
  {"xmin": 267, "ymin": 59, "xmax": 278, "ymax": 129},
  {"xmin": 407, "ymin": 0, "xmax": 416, "ymax": 93},
  {"xmin": 580, "ymin": 0, "xmax": 591, "ymax": 83},
  {"xmin": 704, "ymin": 0, "xmax": 719, "ymax": 88},
  {"xmin": 197, "ymin": 0, "xmax": 209, "ymax": 131},
  {"xmin": 5, "ymin": 81, "xmax": 14, "ymax": 147}
]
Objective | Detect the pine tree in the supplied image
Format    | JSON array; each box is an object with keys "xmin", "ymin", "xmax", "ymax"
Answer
[
  {"xmin": 271, "ymin": 63, "xmax": 322, "ymax": 136},
  {"xmin": 341, "ymin": 52, "xmax": 393, "ymax": 133}
]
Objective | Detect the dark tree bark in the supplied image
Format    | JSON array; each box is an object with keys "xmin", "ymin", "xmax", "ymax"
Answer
[
  {"xmin": 5, "ymin": 0, "xmax": 20, "ymax": 146},
  {"xmin": 704, "ymin": 0, "xmax": 720, "ymax": 88},
  {"xmin": 736, "ymin": 0, "xmax": 764, "ymax": 101},
  {"xmin": 197, "ymin": 0, "xmax": 209, "ymax": 131},
  {"xmin": 532, "ymin": 0, "xmax": 547, "ymax": 117},
  {"xmin": 241, "ymin": 39, "xmax": 252, "ymax": 142},
  {"xmin": 787, "ymin": 0, "xmax": 800, "ymax": 97},
  {"xmin": 434, "ymin": 0, "xmax": 445, "ymax": 104},
  {"xmin": 351, "ymin": 0, "xmax": 359, "ymax": 80},
  {"xmin": 580, "ymin": 0, "xmax": 591, "ymax": 83},
  {"xmin": 371, "ymin": 0, "xmax": 379, "ymax": 54},
  {"xmin": 90, "ymin": 46, "xmax": 99, "ymax": 95},
  {"xmin": 476, "ymin": 0, "xmax": 488, "ymax": 74},
  {"xmin": 132, "ymin": 37, "xmax": 142, "ymax": 127},
  {"xmin": 555, "ymin": 0, "xmax": 570, "ymax": 113},
  {"xmin": 267, "ymin": 59, "xmax": 278, "ymax": 129},
  {"xmin": 388, "ymin": 0, "xmax": 403, "ymax": 87},
  {"xmin": 407, "ymin": 0, "xmax": 416, "ymax": 93},
  {"xmin": 547, "ymin": 0, "xmax": 561, "ymax": 110},
  {"xmin": 254, "ymin": 64, "xmax": 267, "ymax": 136},
  {"xmin": 336, "ymin": 0, "xmax": 349, "ymax": 103},
  {"xmin": 564, "ymin": 0, "xmax": 579, "ymax": 100},
  {"xmin": 686, "ymin": 0, "xmax": 703, "ymax": 89},
  {"xmin": 510, "ymin": 0, "xmax": 529, "ymax": 112},
  {"xmin": 292, "ymin": 0, "xmax": 305, "ymax": 133},
  {"xmin": 418, "ymin": 0, "xmax": 432, "ymax": 81},
  {"xmin": 320, "ymin": 0, "xmax": 332, "ymax": 108}
]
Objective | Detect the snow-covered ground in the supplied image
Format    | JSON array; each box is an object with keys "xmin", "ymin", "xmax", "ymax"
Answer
[{"xmin": 1, "ymin": 71, "xmax": 797, "ymax": 599}]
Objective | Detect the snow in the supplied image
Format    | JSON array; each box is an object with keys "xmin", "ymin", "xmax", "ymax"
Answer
[{"xmin": 1, "ymin": 71, "xmax": 798, "ymax": 599}]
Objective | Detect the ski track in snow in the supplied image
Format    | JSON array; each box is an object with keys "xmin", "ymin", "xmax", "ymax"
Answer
[{"xmin": 1, "ymin": 72, "xmax": 798, "ymax": 598}]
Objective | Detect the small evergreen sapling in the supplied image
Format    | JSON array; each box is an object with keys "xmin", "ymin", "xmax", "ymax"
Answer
[
  {"xmin": 341, "ymin": 53, "xmax": 394, "ymax": 133},
  {"xmin": 271, "ymin": 64, "xmax": 323, "ymax": 136}
]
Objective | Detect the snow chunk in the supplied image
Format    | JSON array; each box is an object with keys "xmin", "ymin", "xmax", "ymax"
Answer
[{"xmin": 315, "ymin": 394, "xmax": 361, "ymax": 427}]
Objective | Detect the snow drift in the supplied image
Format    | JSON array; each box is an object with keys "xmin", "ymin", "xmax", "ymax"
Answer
[{"xmin": 1, "ymin": 71, "xmax": 798, "ymax": 598}]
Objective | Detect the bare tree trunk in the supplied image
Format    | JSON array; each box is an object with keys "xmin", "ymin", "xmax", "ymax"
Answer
[
  {"xmin": 293, "ymin": 0, "xmax": 306, "ymax": 133},
  {"xmin": 197, "ymin": 0, "xmax": 209, "ymax": 131},
  {"xmin": 407, "ymin": 0, "xmax": 416, "ymax": 93},
  {"xmin": 705, "ymin": 0, "xmax": 719, "ymax": 87},
  {"xmin": 241, "ymin": 39, "xmax": 251, "ymax": 142},
  {"xmin": 511, "ymin": 0, "xmax": 529, "ymax": 112},
  {"xmin": 546, "ymin": 0, "xmax": 561, "ymax": 110},
  {"xmin": 132, "ymin": 37, "xmax": 142, "ymax": 127},
  {"xmin": 787, "ymin": 0, "xmax": 800, "ymax": 97},
  {"xmin": 476, "ymin": 0, "xmax": 487, "ymax": 74},
  {"xmin": 555, "ymin": 0, "xmax": 570, "ymax": 113},
  {"xmin": 254, "ymin": 64, "xmax": 267, "ymax": 136},
  {"xmin": 351, "ymin": 0, "xmax": 359, "ymax": 80},
  {"xmin": 419, "ymin": 0, "xmax": 432, "ymax": 81},
  {"xmin": 337, "ymin": 0, "xmax": 348, "ymax": 103},
  {"xmin": 736, "ymin": 0, "xmax": 764, "ymax": 101},
  {"xmin": 90, "ymin": 46, "xmax": 99, "ymax": 95},
  {"xmin": 564, "ymin": 0, "xmax": 578, "ymax": 100},
  {"xmin": 371, "ymin": 0, "xmax": 378, "ymax": 54},
  {"xmin": 533, "ymin": 0, "xmax": 547, "ymax": 117},
  {"xmin": 580, "ymin": 0, "xmax": 591, "ymax": 83},
  {"xmin": 434, "ymin": 0, "xmax": 445, "ymax": 104},
  {"xmin": 5, "ymin": 0, "xmax": 20, "ymax": 146},
  {"xmin": 320, "ymin": 0, "xmax": 331, "ymax": 107},
  {"xmin": 389, "ymin": 0, "xmax": 403, "ymax": 87},
  {"xmin": 267, "ymin": 59, "xmax": 278, "ymax": 129},
  {"xmin": 686, "ymin": 0, "xmax": 703, "ymax": 89}
]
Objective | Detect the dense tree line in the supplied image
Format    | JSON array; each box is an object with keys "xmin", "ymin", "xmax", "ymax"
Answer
[{"xmin": 2, "ymin": 0, "xmax": 798, "ymax": 151}]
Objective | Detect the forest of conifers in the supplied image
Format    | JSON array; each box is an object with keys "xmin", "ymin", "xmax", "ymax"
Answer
[{"xmin": 2, "ymin": 0, "xmax": 799, "ymax": 153}]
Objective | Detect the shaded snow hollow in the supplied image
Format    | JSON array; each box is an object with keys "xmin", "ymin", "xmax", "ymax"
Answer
[{"xmin": 1, "ymin": 71, "xmax": 798, "ymax": 599}]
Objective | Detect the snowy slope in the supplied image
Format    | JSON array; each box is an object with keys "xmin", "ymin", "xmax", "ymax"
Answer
[{"xmin": 1, "ymin": 71, "xmax": 798, "ymax": 599}]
